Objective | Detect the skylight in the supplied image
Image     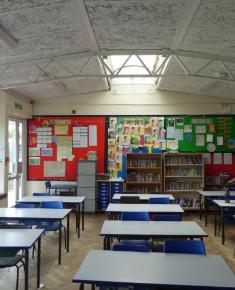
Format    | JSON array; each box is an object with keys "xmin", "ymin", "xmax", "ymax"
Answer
[{"xmin": 105, "ymin": 55, "xmax": 165, "ymax": 85}]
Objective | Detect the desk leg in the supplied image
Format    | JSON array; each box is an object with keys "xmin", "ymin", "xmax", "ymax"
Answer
[
  {"xmin": 103, "ymin": 237, "xmax": 106, "ymax": 250},
  {"xmin": 91, "ymin": 284, "xmax": 95, "ymax": 290},
  {"xmin": 82, "ymin": 201, "xmax": 85, "ymax": 231},
  {"xmin": 58, "ymin": 221, "xmax": 62, "ymax": 265},
  {"xmin": 80, "ymin": 284, "xmax": 84, "ymax": 290},
  {"xmin": 24, "ymin": 249, "xmax": 29, "ymax": 290},
  {"xmin": 204, "ymin": 198, "xmax": 208, "ymax": 227},
  {"xmin": 67, "ymin": 214, "xmax": 70, "ymax": 252},
  {"xmin": 199, "ymin": 194, "xmax": 202, "ymax": 220},
  {"xmin": 214, "ymin": 204, "xmax": 217, "ymax": 236},
  {"xmin": 77, "ymin": 204, "xmax": 80, "ymax": 238},
  {"xmin": 221, "ymin": 209, "xmax": 225, "ymax": 244},
  {"xmin": 36, "ymin": 237, "xmax": 45, "ymax": 289}
]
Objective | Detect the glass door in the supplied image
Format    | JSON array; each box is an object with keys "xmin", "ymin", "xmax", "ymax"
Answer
[{"xmin": 8, "ymin": 119, "xmax": 23, "ymax": 207}]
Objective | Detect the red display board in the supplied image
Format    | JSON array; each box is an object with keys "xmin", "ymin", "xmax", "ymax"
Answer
[
  {"xmin": 205, "ymin": 153, "xmax": 235, "ymax": 178},
  {"xmin": 27, "ymin": 116, "xmax": 106, "ymax": 181}
]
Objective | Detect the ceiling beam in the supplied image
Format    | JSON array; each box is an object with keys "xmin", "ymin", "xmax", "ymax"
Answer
[
  {"xmin": 0, "ymin": 25, "xmax": 17, "ymax": 49},
  {"xmin": 170, "ymin": 0, "xmax": 201, "ymax": 50}
]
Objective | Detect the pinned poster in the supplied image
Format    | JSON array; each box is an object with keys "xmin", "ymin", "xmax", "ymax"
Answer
[
  {"xmin": 29, "ymin": 147, "xmax": 40, "ymax": 157},
  {"xmin": 167, "ymin": 127, "xmax": 175, "ymax": 139},
  {"xmin": 29, "ymin": 157, "xmax": 40, "ymax": 166},
  {"xmin": 184, "ymin": 125, "xmax": 192, "ymax": 133},
  {"xmin": 54, "ymin": 125, "xmax": 69, "ymax": 135},
  {"xmin": 195, "ymin": 125, "xmax": 206, "ymax": 134},
  {"xmin": 175, "ymin": 129, "xmax": 183, "ymax": 140},
  {"xmin": 89, "ymin": 125, "xmax": 97, "ymax": 146},
  {"xmin": 217, "ymin": 136, "xmax": 223, "ymax": 146},
  {"xmin": 214, "ymin": 153, "xmax": 222, "ymax": 165},
  {"xmin": 224, "ymin": 153, "xmax": 232, "ymax": 165},
  {"xmin": 206, "ymin": 134, "xmax": 213, "ymax": 143},
  {"xmin": 196, "ymin": 135, "xmax": 205, "ymax": 146},
  {"xmin": 167, "ymin": 140, "xmax": 178, "ymax": 151}
]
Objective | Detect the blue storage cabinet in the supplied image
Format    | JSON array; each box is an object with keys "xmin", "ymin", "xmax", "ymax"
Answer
[{"xmin": 96, "ymin": 180, "xmax": 124, "ymax": 211}]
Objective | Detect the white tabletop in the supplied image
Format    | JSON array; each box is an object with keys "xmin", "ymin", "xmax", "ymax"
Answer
[
  {"xmin": 100, "ymin": 221, "xmax": 207, "ymax": 238},
  {"xmin": 198, "ymin": 191, "xmax": 232, "ymax": 197},
  {"xmin": 0, "ymin": 208, "xmax": 71, "ymax": 220},
  {"xmin": 0, "ymin": 229, "xmax": 44, "ymax": 249},
  {"xmin": 18, "ymin": 195, "xmax": 86, "ymax": 204},
  {"xmin": 73, "ymin": 250, "xmax": 235, "ymax": 288},
  {"xmin": 213, "ymin": 200, "xmax": 235, "ymax": 208},
  {"xmin": 112, "ymin": 193, "xmax": 175, "ymax": 201},
  {"xmin": 106, "ymin": 203, "xmax": 184, "ymax": 213}
]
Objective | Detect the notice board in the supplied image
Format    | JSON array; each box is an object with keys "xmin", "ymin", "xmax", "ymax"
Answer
[
  {"xmin": 27, "ymin": 116, "xmax": 106, "ymax": 181},
  {"xmin": 165, "ymin": 116, "xmax": 235, "ymax": 153}
]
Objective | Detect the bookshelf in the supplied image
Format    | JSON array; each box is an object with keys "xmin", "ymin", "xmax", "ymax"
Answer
[
  {"xmin": 164, "ymin": 153, "xmax": 204, "ymax": 210},
  {"xmin": 126, "ymin": 153, "xmax": 162, "ymax": 193}
]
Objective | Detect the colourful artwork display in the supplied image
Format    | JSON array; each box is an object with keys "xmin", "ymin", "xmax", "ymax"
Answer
[{"xmin": 107, "ymin": 116, "xmax": 166, "ymax": 177}]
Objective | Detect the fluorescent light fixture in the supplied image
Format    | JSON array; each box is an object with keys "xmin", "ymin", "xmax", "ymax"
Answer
[{"xmin": 0, "ymin": 25, "xmax": 17, "ymax": 49}]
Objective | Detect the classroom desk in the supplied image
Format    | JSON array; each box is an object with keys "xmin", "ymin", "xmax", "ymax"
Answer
[
  {"xmin": 213, "ymin": 200, "xmax": 235, "ymax": 244},
  {"xmin": 105, "ymin": 203, "xmax": 184, "ymax": 220},
  {"xmin": 197, "ymin": 191, "xmax": 233, "ymax": 226},
  {"xmin": 18, "ymin": 195, "xmax": 86, "ymax": 238},
  {"xmin": 48, "ymin": 184, "xmax": 77, "ymax": 195},
  {"xmin": 100, "ymin": 220, "xmax": 208, "ymax": 250},
  {"xmin": 0, "ymin": 208, "xmax": 71, "ymax": 265},
  {"xmin": 112, "ymin": 193, "xmax": 175, "ymax": 202},
  {"xmin": 72, "ymin": 250, "xmax": 235, "ymax": 289},
  {"xmin": 0, "ymin": 228, "xmax": 44, "ymax": 290}
]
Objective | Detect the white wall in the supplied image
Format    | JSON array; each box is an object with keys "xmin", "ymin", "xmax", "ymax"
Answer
[{"xmin": 33, "ymin": 85, "xmax": 235, "ymax": 115}]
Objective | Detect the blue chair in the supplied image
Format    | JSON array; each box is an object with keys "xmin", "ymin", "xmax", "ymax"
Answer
[
  {"xmin": 112, "ymin": 244, "xmax": 150, "ymax": 252},
  {"xmin": 149, "ymin": 197, "xmax": 170, "ymax": 204},
  {"xmin": 45, "ymin": 181, "xmax": 51, "ymax": 193},
  {"xmin": 38, "ymin": 201, "xmax": 67, "ymax": 249},
  {"xmin": 120, "ymin": 212, "xmax": 151, "ymax": 249},
  {"xmin": 154, "ymin": 214, "xmax": 181, "ymax": 221},
  {"xmin": 14, "ymin": 203, "xmax": 35, "ymax": 208},
  {"xmin": 163, "ymin": 240, "xmax": 206, "ymax": 255},
  {"xmin": 121, "ymin": 212, "xmax": 149, "ymax": 221}
]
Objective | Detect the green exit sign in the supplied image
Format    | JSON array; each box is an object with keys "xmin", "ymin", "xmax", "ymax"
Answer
[{"xmin": 15, "ymin": 102, "xmax": 23, "ymax": 110}]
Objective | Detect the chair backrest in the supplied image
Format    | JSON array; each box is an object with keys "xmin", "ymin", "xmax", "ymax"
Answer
[
  {"xmin": 149, "ymin": 197, "xmax": 170, "ymax": 204},
  {"xmin": 121, "ymin": 212, "xmax": 149, "ymax": 221},
  {"xmin": 33, "ymin": 193, "xmax": 50, "ymax": 196},
  {"xmin": 14, "ymin": 203, "xmax": 35, "ymax": 208},
  {"xmin": 164, "ymin": 240, "xmax": 206, "ymax": 255},
  {"xmin": 40, "ymin": 201, "xmax": 63, "ymax": 209},
  {"xmin": 154, "ymin": 214, "xmax": 181, "ymax": 221},
  {"xmin": 120, "ymin": 196, "xmax": 140, "ymax": 204},
  {"xmin": 112, "ymin": 243, "xmax": 150, "ymax": 252},
  {"xmin": 45, "ymin": 181, "xmax": 51, "ymax": 189}
]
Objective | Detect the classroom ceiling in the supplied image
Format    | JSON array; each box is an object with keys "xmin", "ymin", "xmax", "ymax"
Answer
[{"xmin": 0, "ymin": 0, "xmax": 235, "ymax": 101}]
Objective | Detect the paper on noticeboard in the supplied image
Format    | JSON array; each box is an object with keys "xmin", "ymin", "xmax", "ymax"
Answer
[
  {"xmin": 203, "ymin": 153, "xmax": 211, "ymax": 164},
  {"xmin": 224, "ymin": 153, "xmax": 232, "ymax": 165},
  {"xmin": 89, "ymin": 125, "xmax": 97, "ymax": 146},
  {"xmin": 57, "ymin": 136, "xmax": 72, "ymax": 161},
  {"xmin": 214, "ymin": 153, "xmax": 222, "ymax": 164},
  {"xmin": 54, "ymin": 125, "xmax": 69, "ymax": 135},
  {"xmin": 196, "ymin": 134, "xmax": 205, "ymax": 146},
  {"xmin": 73, "ymin": 126, "xmax": 88, "ymax": 148},
  {"xmin": 44, "ymin": 161, "xmax": 65, "ymax": 177}
]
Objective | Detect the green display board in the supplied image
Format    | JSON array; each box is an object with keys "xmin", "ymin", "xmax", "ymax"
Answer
[{"xmin": 165, "ymin": 116, "xmax": 235, "ymax": 152}]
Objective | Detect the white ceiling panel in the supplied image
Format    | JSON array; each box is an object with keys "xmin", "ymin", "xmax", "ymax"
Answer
[
  {"xmin": 84, "ymin": 0, "xmax": 190, "ymax": 49},
  {"xmin": 180, "ymin": 0, "xmax": 235, "ymax": 56}
]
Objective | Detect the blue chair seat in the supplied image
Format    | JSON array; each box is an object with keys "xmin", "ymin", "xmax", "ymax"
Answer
[{"xmin": 164, "ymin": 240, "xmax": 206, "ymax": 255}]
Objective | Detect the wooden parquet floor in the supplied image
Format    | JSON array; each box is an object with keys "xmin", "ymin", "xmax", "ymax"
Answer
[{"xmin": 0, "ymin": 212, "xmax": 235, "ymax": 290}]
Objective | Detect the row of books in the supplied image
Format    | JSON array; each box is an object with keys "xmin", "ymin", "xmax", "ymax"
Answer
[
  {"xmin": 127, "ymin": 172, "xmax": 160, "ymax": 182},
  {"xmin": 174, "ymin": 198, "xmax": 200, "ymax": 208},
  {"xmin": 128, "ymin": 159, "xmax": 161, "ymax": 167},
  {"xmin": 165, "ymin": 156, "xmax": 202, "ymax": 165},
  {"xmin": 166, "ymin": 168, "xmax": 202, "ymax": 176},
  {"xmin": 126, "ymin": 187, "xmax": 160, "ymax": 193},
  {"xmin": 165, "ymin": 181, "xmax": 203, "ymax": 190}
]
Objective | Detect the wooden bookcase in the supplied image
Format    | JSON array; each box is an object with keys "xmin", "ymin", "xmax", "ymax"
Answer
[
  {"xmin": 163, "ymin": 153, "xmax": 204, "ymax": 210},
  {"xmin": 126, "ymin": 153, "xmax": 163, "ymax": 193}
]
